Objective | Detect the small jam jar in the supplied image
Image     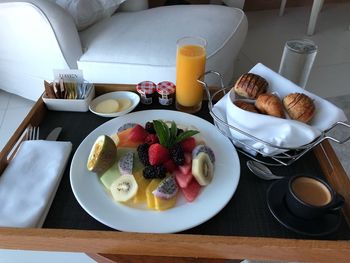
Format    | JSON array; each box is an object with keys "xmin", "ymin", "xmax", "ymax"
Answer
[
  {"xmin": 156, "ymin": 81, "xmax": 175, "ymax": 106},
  {"xmin": 136, "ymin": 81, "xmax": 156, "ymax": 104}
]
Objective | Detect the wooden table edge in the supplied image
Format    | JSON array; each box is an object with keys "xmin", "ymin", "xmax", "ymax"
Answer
[{"xmin": 0, "ymin": 85, "xmax": 349, "ymax": 262}]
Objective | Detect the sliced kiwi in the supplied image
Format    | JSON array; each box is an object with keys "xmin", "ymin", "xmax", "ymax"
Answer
[
  {"xmin": 110, "ymin": 174, "xmax": 138, "ymax": 202},
  {"xmin": 192, "ymin": 152, "xmax": 214, "ymax": 186},
  {"xmin": 87, "ymin": 135, "xmax": 117, "ymax": 174}
]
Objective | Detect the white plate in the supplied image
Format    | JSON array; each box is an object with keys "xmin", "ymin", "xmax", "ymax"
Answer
[
  {"xmin": 89, "ymin": 91, "xmax": 140, "ymax": 117},
  {"xmin": 70, "ymin": 110, "xmax": 240, "ymax": 233}
]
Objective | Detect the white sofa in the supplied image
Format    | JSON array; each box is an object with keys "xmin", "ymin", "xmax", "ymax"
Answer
[{"xmin": 0, "ymin": 0, "xmax": 247, "ymax": 101}]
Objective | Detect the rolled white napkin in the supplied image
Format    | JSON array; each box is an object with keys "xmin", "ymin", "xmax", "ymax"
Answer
[
  {"xmin": 0, "ymin": 140, "xmax": 72, "ymax": 228},
  {"xmin": 212, "ymin": 63, "xmax": 347, "ymax": 156}
]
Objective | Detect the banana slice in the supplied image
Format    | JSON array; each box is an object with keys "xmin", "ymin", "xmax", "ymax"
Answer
[
  {"xmin": 117, "ymin": 98, "xmax": 132, "ymax": 111},
  {"xmin": 95, "ymin": 99, "xmax": 120, "ymax": 113},
  {"xmin": 192, "ymin": 152, "xmax": 214, "ymax": 186},
  {"xmin": 110, "ymin": 174, "xmax": 138, "ymax": 202}
]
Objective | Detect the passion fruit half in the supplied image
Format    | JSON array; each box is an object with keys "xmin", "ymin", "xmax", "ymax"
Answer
[{"xmin": 87, "ymin": 135, "xmax": 117, "ymax": 174}]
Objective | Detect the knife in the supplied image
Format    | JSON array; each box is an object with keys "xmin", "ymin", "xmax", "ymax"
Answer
[{"xmin": 46, "ymin": 127, "xmax": 62, "ymax": 141}]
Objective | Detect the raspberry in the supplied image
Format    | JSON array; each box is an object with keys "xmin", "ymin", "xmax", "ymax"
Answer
[
  {"xmin": 145, "ymin": 134, "xmax": 159, "ymax": 145},
  {"xmin": 137, "ymin": 143, "xmax": 150, "ymax": 166},
  {"xmin": 143, "ymin": 165, "xmax": 166, "ymax": 179}
]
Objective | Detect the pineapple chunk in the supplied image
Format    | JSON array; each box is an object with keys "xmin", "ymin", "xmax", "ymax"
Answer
[
  {"xmin": 133, "ymin": 170, "xmax": 151, "ymax": 204},
  {"xmin": 146, "ymin": 179, "xmax": 162, "ymax": 209},
  {"xmin": 154, "ymin": 194, "xmax": 177, "ymax": 211}
]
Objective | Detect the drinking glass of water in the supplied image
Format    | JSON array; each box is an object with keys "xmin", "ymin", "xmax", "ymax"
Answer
[{"xmin": 278, "ymin": 39, "xmax": 318, "ymax": 89}]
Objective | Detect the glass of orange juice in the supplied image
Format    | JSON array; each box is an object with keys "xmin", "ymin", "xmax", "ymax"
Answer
[{"xmin": 175, "ymin": 36, "xmax": 207, "ymax": 113}]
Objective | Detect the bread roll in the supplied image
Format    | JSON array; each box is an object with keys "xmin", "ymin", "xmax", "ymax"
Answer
[
  {"xmin": 234, "ymin": 100, "xmax": 260, "ymax": 113},
  {"xmin": 255, "ymin": 93, "xmax": 285, "ymax": 118},
  {"xmin": 233, "ymin": 73, "xmax": 268, "ymax": 99},
  {"xmin": 283, "ymin": 93, "xmax": 315, "ymax": 123}
]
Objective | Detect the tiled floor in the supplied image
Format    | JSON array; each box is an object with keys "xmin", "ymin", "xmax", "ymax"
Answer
[
  {"xmin": 1, "ymin": 2, "xmax": 350, "ymax": 170},
  {"xmin": 0, "ymin": 90, "xmax": 34, "ymax": 150}
]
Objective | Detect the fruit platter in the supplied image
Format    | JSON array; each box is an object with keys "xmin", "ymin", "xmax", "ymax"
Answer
[
  {"xmin": 87, "ymin": 119, "xmax": 216, "ymax": 211},
  {"xmin": 70, "ymin": 110, "xmax": 240, "ymax": 233}
]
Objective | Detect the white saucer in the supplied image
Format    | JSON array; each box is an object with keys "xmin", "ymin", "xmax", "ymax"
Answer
[{"xmin": 89, "ymin": 91, "xmax": 140, "ymax": 118}]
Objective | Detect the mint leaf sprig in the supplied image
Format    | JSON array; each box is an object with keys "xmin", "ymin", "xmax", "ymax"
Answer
[{"xmin": 153, "ymin": 120, "xmax": 199, "ymax": 148}]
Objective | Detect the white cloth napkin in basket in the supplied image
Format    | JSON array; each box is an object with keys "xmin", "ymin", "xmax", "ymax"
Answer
[
  {"xmin": 0, "ymin": 140, "xmax": 72, "ymax": 228},
  {"xmin": 212, "ymin": 63, "xmax": 347, "ymax": 156}
]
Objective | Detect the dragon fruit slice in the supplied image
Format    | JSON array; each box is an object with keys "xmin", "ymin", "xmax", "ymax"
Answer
[
  {"xmin": 192, "ymin": 145, "xmax": 215, "ymax": 164},
  {"xmin": 118, "ymin": 151, "xmax": 134, "ymax": 175},
  {"xmin": 152, "ymin": 176, "xmax": 178, "ymax": 199}
]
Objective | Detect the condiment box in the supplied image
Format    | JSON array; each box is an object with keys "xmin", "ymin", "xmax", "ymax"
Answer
[{"xmin": 42, "ymin": 84, "xmax": 95, "ymax": 112}]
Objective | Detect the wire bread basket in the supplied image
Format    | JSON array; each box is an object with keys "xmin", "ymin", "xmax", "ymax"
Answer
[{"xmin": 198, "ymin": 71, "xmax": 350, "ymax": 166}]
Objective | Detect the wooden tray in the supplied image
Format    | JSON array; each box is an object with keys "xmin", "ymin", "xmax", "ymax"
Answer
[{"xmin": 1, "ymin": 84, "xmax": 350, "ymax": 263}]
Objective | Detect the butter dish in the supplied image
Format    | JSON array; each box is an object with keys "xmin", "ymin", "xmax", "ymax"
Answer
[{"xmin": 89, "ymin": 91, "xmax": 140, "ymax": 118}]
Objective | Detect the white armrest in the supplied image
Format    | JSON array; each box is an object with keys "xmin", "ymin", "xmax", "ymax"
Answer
[
  {"xmin": 119, "ymin": 0, "xmax": 148, "ymax": 12},
  {"xmin": 0, "ymin": 0, "xmax": 83, "ymax": 100}
]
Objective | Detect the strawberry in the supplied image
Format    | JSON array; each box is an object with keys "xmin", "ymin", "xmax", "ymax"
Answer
[
  {"xmin": 128, "ymin": 124, "xmax": 149, "ymax": 143},
  {"xmin": 175, "ymin": 170, "xmax": 193, "ymax": 188},
  {"xmin": 180, "ymin": 137, "xmax": 196, "ymax": 153},
  {"xmin": 163, "ymin": 159, "xmax": 176, "ymax": 173},
  {"xmin": 145, "ymin": 134, "xmax": 159, "ymax": 145},
  {"xmin": 148, "ymin": 143, "xmax": 169, "ymax": 165},
  {"xmin": 181, "ymin": 178, "xmax": 201, "ymax": 202}
]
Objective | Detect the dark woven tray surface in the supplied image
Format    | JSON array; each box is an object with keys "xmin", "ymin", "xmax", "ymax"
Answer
[{"xmin": 40, "ymin": 102, "xmax": 350, "ymax": 240}]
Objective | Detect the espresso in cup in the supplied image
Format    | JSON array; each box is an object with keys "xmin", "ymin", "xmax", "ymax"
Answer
[
  {"xmin": 291, "ymin": 177, "xmax": 332, "ymax": 207},
  {"xmin": 286, "ymin": 175, "xmax": 344, "ymax": 220}
]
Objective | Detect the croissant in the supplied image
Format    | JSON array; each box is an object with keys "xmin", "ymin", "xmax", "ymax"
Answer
[
  {"xmin": 233, "ymin": 73, "xmax": 268, "ymax": 99},
  {"xmin": 234, "ymin": 100, "xmax": 260, "ymax": 113},
  {"xmin": 283, "ymin": 93, "xmax": 315, "ymax": 123},
  {"xmin": 255, "ymin": 93, "xmax": 285, "ymax": 118}
]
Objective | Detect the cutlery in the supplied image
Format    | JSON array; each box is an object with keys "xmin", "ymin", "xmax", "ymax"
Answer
[
  {"xmin": 46, "ymin": 127, "xmax": 62, "ymax": 141},
  {"xmin": 27, "ymin": 126, "xmax": 40, "ymax": 141},
  {"xmin": 247, "ymin": 160, "xmax": 284, "ymax": 180}
]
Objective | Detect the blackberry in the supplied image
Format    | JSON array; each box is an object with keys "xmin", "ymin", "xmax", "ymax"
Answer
[
  {"xmin": 169, "ymin": 143, "xmax": 185, "ymax": 166},
  {"xmin": 145, "ymin": 122, "xmax": 156, "ymax": 134},
  {"xmin": 176, "ymin": 128, "xmax": 184, "ymax": 136},
  {"xmin": 143, "ymin": 165, "xmax": 166, "ymax": 179},
  {"xmin": 137, "ymin": 143, "xmax": 150, "ymax": 166}
]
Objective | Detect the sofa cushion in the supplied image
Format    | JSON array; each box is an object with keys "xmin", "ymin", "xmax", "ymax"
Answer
[
  {"xmin": 78, "ymin": 5, "xmax": 247, "ymax": 86},
  {"xmin": 53, "ymin": 0, "xmax": 125, "ymax": 30}
]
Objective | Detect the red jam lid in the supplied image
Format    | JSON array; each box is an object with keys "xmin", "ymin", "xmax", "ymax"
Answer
[
  {"xmin": 136, "ymin": 81, "xmax": 156, "ymax": 95},
  {"xmin": 156, "ymin": 81, "xmax": 176, "ymax": 95}
]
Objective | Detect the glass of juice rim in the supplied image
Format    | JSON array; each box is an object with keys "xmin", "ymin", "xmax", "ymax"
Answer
[
  {"xmin": 176, "ymin": 36, "xmax": 207, "ymax": 48},
  {"xmin": 175, "ymin": 36, "xmax": 207, "ymax": 113}
]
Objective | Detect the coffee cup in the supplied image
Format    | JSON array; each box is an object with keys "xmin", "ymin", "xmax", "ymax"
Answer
[{"xmin": 285, "ymin": 175, "xmax": 345, "ymax": 220}]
